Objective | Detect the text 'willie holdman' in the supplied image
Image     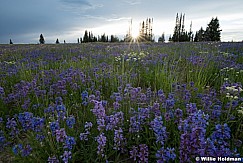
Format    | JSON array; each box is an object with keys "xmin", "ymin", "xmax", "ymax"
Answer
[{"xmin": 198, "ymin": 156, "xmax": 242, "ymax": 162}]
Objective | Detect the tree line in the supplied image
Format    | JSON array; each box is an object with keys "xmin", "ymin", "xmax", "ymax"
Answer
[
  {"xmin": 159, "ymin": 13, "xmax": 221, "ymax": 43},
  {"xmin": 9, "ymin": 13, "xmax": 222, "ymax": 44}
]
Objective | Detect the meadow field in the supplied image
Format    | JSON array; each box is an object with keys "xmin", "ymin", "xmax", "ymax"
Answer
[{"xmin": 0, "ymin": 42, "xmax": 242, "ymax": 162}]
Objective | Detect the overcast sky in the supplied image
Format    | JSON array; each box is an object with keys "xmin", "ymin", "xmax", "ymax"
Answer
[{"xmin": 1, "ymin": 0, "xmax": 243, "ymax": 43}]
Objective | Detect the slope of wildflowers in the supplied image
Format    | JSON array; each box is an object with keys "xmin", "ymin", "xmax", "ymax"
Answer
[{"xmin": 0, "ymin": 42, "xmax": 242, "ymax": 162}]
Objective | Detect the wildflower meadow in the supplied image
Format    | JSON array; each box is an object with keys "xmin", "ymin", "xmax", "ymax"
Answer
[{"xmin": 0, "ymin": 42, "xmax": 242, "ymax": 162}]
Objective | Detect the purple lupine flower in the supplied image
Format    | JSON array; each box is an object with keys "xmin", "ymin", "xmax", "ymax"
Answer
[
  {"xmin": 6, "ymin": 118, "xmax": 17, "ymax": 129},
  {"xmin": 60, "ymin": 151, "xmax": 72, "ymax": 163},
  {"xmin": 137, "ymin": 107, "xmax": 150, "ymax": 123},
  {"xmin": 18, "ymin": 112, "xmax": 33, "ymax": 131},
  {"xmin": 97, "ymin": 118, "xmax": 106, "ymax": 131},
  {"xmin": 79, "ymin": 131, "xmax": 90, "ymax": 141},
  {"xmin": 183, "ymin": 90, "xmax": 191, "ymax": 102},
  {"xmin": 113, "ymin": 127, "xmax": 126, "ymax": 151},
  {"xmin": 84, "ymin": 121, "xmax": 93, "ymax": 130},
  {"xmin": 129, "ymin": 115, "xmax": 140, "ymax": 133},
  {"xmin": 113, "ymin": 101, "xmax": 120, "ymax": 110},
  {"xmin": 50, "ymin": 121, "xmax": 60, "ymax": 135},
  {"xmin": 175, "ymin": 108, "xmax": 183, "ymax": 119},
  {"xmin": 150, "ymin": 116, "xmax": 167, "ymax": 145},
  {"xmin": 36, "ymin": 134, "xmax": 45, "ymax": 142},
  {"xmin": 91, "ymin": 100, "xmax": 106, "ymax": 119},
  {"xmin": 157, "ymin": 89, "xmax": 166, "ymax": 103},
  {"xmin": 66, "ymin": 116, "xmax": 75, "ymax": 128},
  {"xmin": 156, "ymin": 147, "xmax": 176, "ymax": 163},
  {"xmin": 138, "ymin": 144, "xmax": 148, "ymax": 163},
  {"xmin": 48, "ymin": 156, "xmax": 60, "ymax": 163},
  {"xmin": 165, "ymin": 147, "xmax": 176, "ymax": 161},
  {"xmin": 146, "ymin": 87, "xmax": 152, "ymax": 102},
  {"xmin": 64, "ymin": 136, "xmax": 76, "ymax": 150},
  {"xmin": 12, "ymin": 144, "xmax": 32, "ymax": 157},
  {"xmin": 56, "ymin": 128, "xmax": 67, "ymax": 142},
  {"xmin": 106, "ymin": 111, "xmax": 124, "ymax": 131},
  {"xmin": 56, "ymin": 104, "xmax": 67, "ymax": 120},
  {"xmin": 156, "ymin": 147, "xmax": 166, "ymax": 163},
  {"xmin": 6, "ymin": 118, "xmax": 19, "ymax": 137},
  {"xmin": 12, "ymin": 144, "xmax": 23, "ymax": 155},
  {"xmin": 95, "ymin": 132, "xmax": 106, "ymax": 157},
  {"xmin": 81, "ymin": 90, "xmax": 89, "ymax": 100},
  {"xmin": 0, "ymin": 86, "xmax": 4, "ymax": 98},
  {"xmin": 129, "ymin": 146, "xmax": 138, "ymax": 161},
  {"xmin": 140, "ymin": 93, "xmax": 147, "ymax": 102},
  {"xmin": 164, "ymin": 97, "xmax": 175, "ymax": 110},
  {"xmin": 190, "ymin": 126, "xmax": 207, "ymax": 156},
  {"xmin": 186, "ymin": 103, "xmax": 197, "ymax": 115},
  {"xmin": 211, "ymin": 105, "xmax": 222, "ymax": 120},
  {"xmin": 31, "ymin": 117, "xmax": 45, "ymax": 132},
  {"xmin": 55, "ymin": 97, "xmax": 63, "ymax": 105},
  {"xmin": 164, "ymin": 111, "xmax": 173, "ymax": 121},
  {"xmin": 21, "ymin": 144, "xmax": 32, "ymax": 157},
  {"xmin": 211, "ymin": 123, "xmax": 231, "ymax": 148},
  {"xmin": 179, "ymin": 133, "xmax": 191, "ymax": 162}
]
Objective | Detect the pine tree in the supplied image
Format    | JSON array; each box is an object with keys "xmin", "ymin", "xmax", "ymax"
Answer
[
  {"xmin": 168, "ymin": 35, "xmax": 172, "ymax": 42},
  {"xmin": 188, "ymin": 21, "xmax": 193, "ymax": 42},
  {"xmin": 198, "ymin": 27, "xmax": 205, "ymax": 42},
  {"xmin": 39, "ymin": 34, "xmax": 45, "ymax": 44},
  {"xmin": 158, "ymin": 33, "xmax": 165, "ymax": 42},
  {"xmin": 172, "ymin": 13, "xmax": 180, "ymax": 42},
  {"xmin": 56, "ymin": 38, "xmax": 59, "ymax": 44},
  {"xmin": 204, "ymin": 17, "xmax": 222, "ymax": 41},
  {"xmin": 10, "ymin": 39, "xmax": 13, "ymax": 44},
  {"xmin": 83, "ymin": 30, "xmax": 89, "ymax": 43},
  {"xmin": 194, "ymin": 32, "xmax": 198, "ymax": 42}
]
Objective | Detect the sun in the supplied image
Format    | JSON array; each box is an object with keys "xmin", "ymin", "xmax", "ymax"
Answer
[{"xmin": 131, "ymin": 30, "xmax": 139, "ymax": 39}]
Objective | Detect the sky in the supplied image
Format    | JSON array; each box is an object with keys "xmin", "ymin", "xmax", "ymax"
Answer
[{"xmin": 0, "ymin": 0, "xmax": 243, "ymax": 43}]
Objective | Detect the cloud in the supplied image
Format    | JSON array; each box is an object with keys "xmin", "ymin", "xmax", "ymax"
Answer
[
  {"xmin": 60, "ymin": 0, "xmax": 92, "ymax": 6},
  {"xmin": 59, "ymin": 0, "xmax": 103, "ymax": 13},
  {"xmin": 123, "ymin": 0, "xmax": 141, "ymax": 5},
  {"xmin": 82, "ymin": 15, "xmax": 131, "ymax": 22}
]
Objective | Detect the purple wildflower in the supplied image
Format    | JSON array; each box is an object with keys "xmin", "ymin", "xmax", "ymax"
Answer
[
  {"xmin": 60, "ymin": 151, "xmax": 72, "ymax": 163},
  {"xmin": 66, "ymin": 116, "xmax": 75, "ymax": 128},
  {"xmin": 150, "ymin": 116, "xmax": 167, "ymax": 145},
  {"xmin": 56, "ymin": 104, "xmax": 67, "ymax": 120},
  {"xmin": 18, "ymin": 112, "xmax": 33, "ymax": 131},
  {"xmin": 156, "ymin": 147, "xmax": 176, "ymax": 163},
  {"xmin": 95, "ymin": 132, "xmax": 106, "ymax": 157},
  {"xmin": 64, "ymin": 136, "xmax": 76, "ymax": 150},
  {"xmin": 50, "ymin": 121, "xmax": 60, "ymax": 135},
  {"xmin": 113, "ymin": 127, "xmax": 126, "ymax": 151},
  {"xmin": 21, "ymin": 144, "xmax": 32, "ymax": 157},
  {"xmin": 48, "ymin": 156, "xmax": 60, "ymax": 163},
  {"xmin": 129, "ymin": 146, "xmax": 138, "ymax": 161},
  {"xmin": 138, "ymin": 144, "xmax": 149, "ymax": 163},
  {"xmin": 56, "ymin": 128, "xmax": 67, "ymax": 143},
  {"xmin": 106, "ymin": 111, "xmax": 124, "ymax": 131}
]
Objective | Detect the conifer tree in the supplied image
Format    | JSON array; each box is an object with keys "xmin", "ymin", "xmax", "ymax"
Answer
[
  {"xmin": 204, "ymin": 17, "xmax": 222, "ymax": 41},
  {"xmin": 39, "ymin": 34, "xmax": 45, "ymax": 44},
  {"xmin": 10, "ymin": 39, "xmax": 13, "ymax": 44},
  {"xmin": 198, "ymin": 27, "xmax": 205, "ymax": 42},
  {"xmin": 83, "ymin": 30, "xmax": 89, "ymax": 43},
  {"xmin": 56, "ymin": 38, "xmax": 59, "ymax": 44},
  {"xmin": 158, "ymin": 33, "xmax": 165, "ymax": 42}
]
